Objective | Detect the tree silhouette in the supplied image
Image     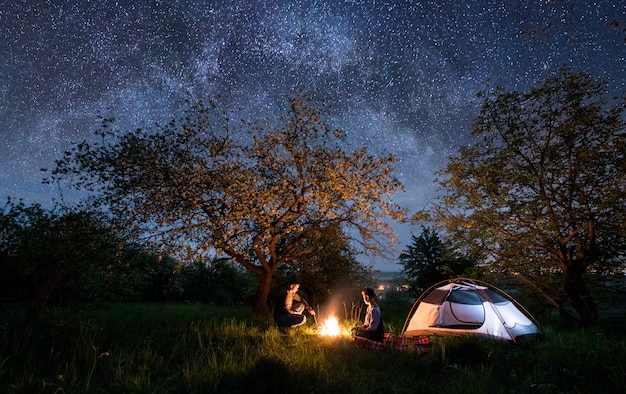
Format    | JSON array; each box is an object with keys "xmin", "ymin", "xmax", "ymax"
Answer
[{"xmin": 399, "ymin": 227, "xmax": 478, "ymax": 297}]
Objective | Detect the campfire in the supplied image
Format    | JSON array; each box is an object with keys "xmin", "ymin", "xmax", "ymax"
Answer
[{"xmin": 318, "ymin": 316, "xmax": 341, "ymax": 337}]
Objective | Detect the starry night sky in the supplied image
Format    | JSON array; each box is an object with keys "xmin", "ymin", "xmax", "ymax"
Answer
[{"xmin": 1, "ymin": 1, "xmax": 624, "ymax": 270}]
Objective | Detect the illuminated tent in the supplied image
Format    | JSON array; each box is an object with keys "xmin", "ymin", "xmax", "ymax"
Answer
[{"xmin": 401, "ymin": 278, "xmax": 542, "ymax": 343}]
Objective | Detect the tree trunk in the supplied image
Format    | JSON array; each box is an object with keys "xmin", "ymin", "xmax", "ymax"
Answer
[
  {"xmin": 563, "ymin": 268, "xmax": 599, "ymax": 325},
  {"xmin": 253, "ymin": 271, "xmax": 274, "ymax": 316}
]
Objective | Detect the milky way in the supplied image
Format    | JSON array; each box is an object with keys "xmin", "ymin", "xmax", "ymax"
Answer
[{"xmin": 1, "ymin": 1, "xmax": 624, "ymax": 269}]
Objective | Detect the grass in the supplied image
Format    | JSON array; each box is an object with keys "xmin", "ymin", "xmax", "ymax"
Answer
[{"xmin": 1, "ymin": 302, "xmax": 625, "ymax": 393}]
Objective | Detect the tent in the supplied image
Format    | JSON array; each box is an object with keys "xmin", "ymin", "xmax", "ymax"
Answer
[{"xmin": 401, "ymin": 278, "xmax": 542, "ymax": 343}]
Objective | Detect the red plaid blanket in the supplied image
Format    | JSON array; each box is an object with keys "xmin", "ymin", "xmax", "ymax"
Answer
[{"xmin": 354, "ymin": 333, "xmax": 430, "ymax": 352}]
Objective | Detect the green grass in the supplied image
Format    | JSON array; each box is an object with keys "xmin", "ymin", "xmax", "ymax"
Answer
[{"xmin": 0, "ymin": 302, "xmax": 624, "ymax": 393}]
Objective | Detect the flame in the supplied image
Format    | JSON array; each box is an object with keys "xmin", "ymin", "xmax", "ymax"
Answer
[{"xmin": 319, "ymin": 316, "xmax": 341, "ymax": 337}]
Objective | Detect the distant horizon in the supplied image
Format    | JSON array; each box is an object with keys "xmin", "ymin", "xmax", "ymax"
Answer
[{"xmin": 373, "ymin": 271, "xmax": 402, "ymax": 279}]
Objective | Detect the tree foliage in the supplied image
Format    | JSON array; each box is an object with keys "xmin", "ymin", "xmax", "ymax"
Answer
[
  {"xmin": 49, "ymin": 91, "xmax": 407, "ymax": 314},
  {"xmin": 511, "ymin": 0, "xmax": 626, "ymax": 44},
  {"xmin": 274, "ymin": 222, "xmax": 375, "ymax": 312},
  {"xmin": 175, "ymin": 258, "xmax": 257, "ymax": 305},
  {"xmin": 0, "ymin": 199, "xmax": 121, "ymax": 313},
  {"xmin": 398, "ymin": 227, "xmax": 479, "ymax": 297},
  {"xmin": 418, "ymin": 67, "xmax": 626, "ymax": 324},
  {"xmin": 0, "ymin": 199, "xmax": 265, "ymax": 309}
]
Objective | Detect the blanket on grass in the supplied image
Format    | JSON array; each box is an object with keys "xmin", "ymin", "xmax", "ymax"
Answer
[{"xmin": 354, "ymin": 333, "xmax": 430, "ymax": 352}]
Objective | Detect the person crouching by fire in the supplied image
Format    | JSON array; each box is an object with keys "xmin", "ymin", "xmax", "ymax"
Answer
[
  {"xmin": 274, "ymin": 282, "xmax": 315, "ymax": 331},
  {"xmin": 355, "ymin": 288, "xmax": 385, "ymax": 342}
]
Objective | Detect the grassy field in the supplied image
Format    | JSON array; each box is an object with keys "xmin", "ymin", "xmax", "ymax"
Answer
[{"xmin": 1, "ymin": 302, "xmax": 625, "ymax": 393}]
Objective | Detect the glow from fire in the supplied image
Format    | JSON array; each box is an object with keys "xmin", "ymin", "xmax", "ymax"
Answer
[{"xmin": 319, "ymin": 316, "xmax": 341, "ymax": 337}]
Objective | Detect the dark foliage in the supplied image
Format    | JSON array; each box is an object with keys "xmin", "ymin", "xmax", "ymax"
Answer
[{"xmin": 398, "ymin": 227, "xmax": 479, "ymax": 297}]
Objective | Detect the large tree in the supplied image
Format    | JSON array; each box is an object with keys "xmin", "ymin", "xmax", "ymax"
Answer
[
  {"xmin": 49, "ymin": 92, "xmax": 406, "ymax": 314},
  {"xmin": 418, "ymin": 67, "xmax": 625, "ymax": 324}
]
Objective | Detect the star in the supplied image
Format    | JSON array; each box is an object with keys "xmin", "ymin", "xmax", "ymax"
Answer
[{"xmin": 1, "ymin": 0, "xmax": 624, "ymax": 270}]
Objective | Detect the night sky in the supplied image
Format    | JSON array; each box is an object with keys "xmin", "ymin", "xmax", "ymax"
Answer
[{"xmin": 1, "ymin": 1, "xmax": 624, "ymax": 270}]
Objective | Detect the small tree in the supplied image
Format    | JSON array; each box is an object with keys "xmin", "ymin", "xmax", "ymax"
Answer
[
  {"xmin": 398, "ymin": 227, "xmax": 478, "ymax": 297},
  {"xmin": 49, "ymin": 92, "xmax": 407, "ymax": 314},
  {"xmin": 420, "ymin": 67, "xmax": 626, "ymax": 324}
]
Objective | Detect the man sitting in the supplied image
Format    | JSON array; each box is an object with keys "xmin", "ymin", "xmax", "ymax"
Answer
[{"xmin": 355, "ymin": 288, "xmax": 384, "ymax": 342}]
